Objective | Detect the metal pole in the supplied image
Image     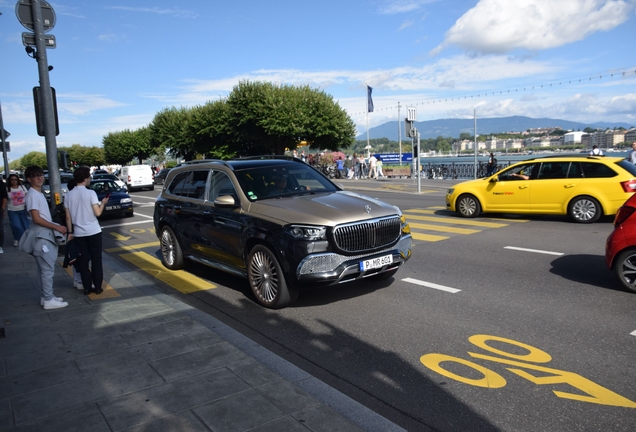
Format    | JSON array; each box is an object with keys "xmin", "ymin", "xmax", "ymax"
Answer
[
  {"xmin": 397, "ymin": 102, "xmax": 402, "ymax": 165},
  {"xmin": 0, "ymin": 102, "xmax": 9, "ymax": 177},
  {"xmin": 417, "ymin": 131, "xmax": 421, "ymax": 194},
  {"xmin": 473, "ymin": 109, "xmax": 477, "ymax": 179},
  {"xmin": 31, "ymin": 0, "xmax": 60, "ymax": 211}
]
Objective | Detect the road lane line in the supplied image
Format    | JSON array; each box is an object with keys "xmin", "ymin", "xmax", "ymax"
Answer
[
  {"xmin": 504, "ymin": 246, "xmax": 564, "ymax": 256},
  {"xmin": 405, "ymin": 214, "xmax": 508, "ymax": 228},
  {"xmin": 402, "ymin": 278, "xmax": 461, "ymax": 293},
  {"xmin": 630, "ymin": 330, "xmax": 636, "ymax": 337},
  {"xmin": 101, "ymin": 220, "xmax": 154, "ymax": 229},
  {"xmin": 105, "ymin": 241, "xmax": 160, "ymax": 253},
  {"xmin": 405, "ymin": 209, "xmax": 529, "ymax": 222},
  {"xmin": 120, "ymin": 251, "xmax": 216, "ymax": 294}
]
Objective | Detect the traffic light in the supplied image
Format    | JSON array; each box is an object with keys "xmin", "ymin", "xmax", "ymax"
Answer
[
  {"xmin": 33, "ymin": 86, "xmax": 60, "ymax": 137},
  {"xmin": 58, "ymin": 150, "xmax": 69, "ymax": 170}
]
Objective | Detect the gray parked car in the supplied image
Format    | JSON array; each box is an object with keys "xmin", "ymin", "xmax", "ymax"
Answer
[{"xmin": 153, "ymin": 156, "xmax": 412, "ymax": 308}]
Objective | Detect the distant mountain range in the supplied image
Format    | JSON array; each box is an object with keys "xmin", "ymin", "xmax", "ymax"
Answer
[{"xmin": 356, "ymin": 116, "xmax": 634, "ymax": 141}]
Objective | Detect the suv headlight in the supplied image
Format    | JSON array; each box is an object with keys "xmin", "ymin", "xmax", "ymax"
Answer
[
  {"xmin": 400, "ymin": 214, "xmax": 410, "ymax": 234},
  {"xmin": 287, "ymin": 225, "xmax": 327, "ymax": 241},
  {"xmin": 120, "ymin": 198, "xmax": 132, "ymax": 204}
]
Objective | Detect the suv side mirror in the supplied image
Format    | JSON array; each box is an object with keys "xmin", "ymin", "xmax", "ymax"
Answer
[
  {"xmin": 489, "ymin": 175, "xmax": 499, "ymax": 183},
  {"xmin": 214, "ymin": 195, "xmax": 237, "ymax": 207}
]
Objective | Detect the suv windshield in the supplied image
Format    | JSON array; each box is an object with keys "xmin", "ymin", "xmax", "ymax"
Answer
[{"xmin": 234, "ymin": 164, "xmax": 338, "ymax": 201}]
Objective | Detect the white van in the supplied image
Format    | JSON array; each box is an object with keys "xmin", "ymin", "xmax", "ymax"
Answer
[{"xmin": 119, "ymin": 165, "xmax": 154, "ymax": 191}]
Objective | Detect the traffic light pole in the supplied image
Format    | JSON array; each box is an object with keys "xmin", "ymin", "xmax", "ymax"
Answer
[
  {"xmin": 1, "ymin": 102, "xmax": 9, "ymax": 177},
  {"xmin": 31, "ymin": 0, "xmax": 61, "ymax": 210}
]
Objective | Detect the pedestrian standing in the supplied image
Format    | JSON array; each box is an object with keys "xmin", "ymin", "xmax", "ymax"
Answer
[
  {"xmin": 376, "ymin": 157, "xmax": 385, "ymax": 178},
  {"xmin": 589, "ymin": 145, "xmax": 604, "ymax": 156},
  {"xmin": 629, "ymin": 142, "xmax": 636, "ymax": 164},
  {"xmin": 21, "ymin": 165, "xmax": 68, "ymax": 309},
  {"xmin": 0, "ymin": 178, "xmax": 7, "ymax": 254},
  {"xmin": 6, "ymin": 174, "xmax": 30, "ymax": 247},
  {"xmin": 368, "ymin": 154, "xmax": 377, "ymax": 179},
  {"xmin": 487, "ymin": 153, "xmax": 498, "ymax": 176},
  {"xmin": 336, "ymin": 157, "xmax": 344, "ymax": 179},
  {"xmin": 64, "ymin": 166, "xmax": 109, "ymax": 295}
]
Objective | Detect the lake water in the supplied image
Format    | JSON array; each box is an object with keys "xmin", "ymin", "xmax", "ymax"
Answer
[{"xmin": 394, "ymin": 150, "xmax": 632, "ymax": 179}]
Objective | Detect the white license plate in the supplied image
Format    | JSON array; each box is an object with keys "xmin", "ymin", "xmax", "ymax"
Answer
[
  {"xmin": 105, "ymin": 205, "xmax": 121, "ymax": 211},
  {"xmin": 360, "ymin": 254, "xmax": 393, "ymax": 271}
]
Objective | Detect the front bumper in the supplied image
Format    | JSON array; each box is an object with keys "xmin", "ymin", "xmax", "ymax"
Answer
[{"xmin": 295, "ymin": 234, "xmax": 412, "ymax": 286}]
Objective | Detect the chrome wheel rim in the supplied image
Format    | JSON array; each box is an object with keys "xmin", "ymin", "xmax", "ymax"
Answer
[
  {"xmin": 620, "ymin": 253, "xmax": 636, "ymax": 288},
  {"xmin": 161, "ymin": 229, "xmax": 175, "ymax": 266},
  {"xmin": 459, "ymin": 197, "xmax": 476, "ymax": 216},
  {"xmin": 249, "ymin": 250, "xmax": 279, "ymax": 304},
  {"xmin": 572, "ymin": 199, "xmax": 597, "ymax": 221}
]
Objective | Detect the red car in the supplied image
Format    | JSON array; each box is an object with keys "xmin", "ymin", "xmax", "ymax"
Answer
[{"xmin": 606, "ymin": 193, "xmax": 636, "ymax": 293}]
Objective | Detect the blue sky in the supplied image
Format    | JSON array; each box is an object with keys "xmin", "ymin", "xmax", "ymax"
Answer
[{"xmin": 1, "ymin": 0, "xmax": 635, "ymax": 161}]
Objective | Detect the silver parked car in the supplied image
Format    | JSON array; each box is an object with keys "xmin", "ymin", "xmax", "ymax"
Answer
[{"xmin": 153, "ymin": 156, "xmax": 412, "ymax": 308}]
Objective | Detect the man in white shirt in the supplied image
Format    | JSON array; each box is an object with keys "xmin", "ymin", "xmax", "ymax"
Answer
[{"xmin": 23, "ymin": 166, "xmax": 69, "ymax": 309}]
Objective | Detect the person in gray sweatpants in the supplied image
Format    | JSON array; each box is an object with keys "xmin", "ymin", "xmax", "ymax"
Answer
[{"xmin": 21, "ymin": 166, "xmax": 69, "ymax": 310}]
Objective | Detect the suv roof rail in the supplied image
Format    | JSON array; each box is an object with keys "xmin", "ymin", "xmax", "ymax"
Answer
[
  {"xmin": 239, "ymin": 155, "xmax": 303, "ymax": 162},
  {"xmin": 175, "ymin": 159, "xmax": 234, "ymax": 169}
]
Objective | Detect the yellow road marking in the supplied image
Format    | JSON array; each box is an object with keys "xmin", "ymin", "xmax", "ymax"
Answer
[
  {"xmin": 105, "ymin": 241, "xmax": 160, "ymax": 253},
  {"xmin": 405, "ymin": 208, "xmax": 530, "ymax": 223},
  {"xmin": 119, "ymin": 251, "xmax": 216, "ymax": 294},
  {"xmin": 409, "ymin": 222, "xmax": 481, "ymax": 235},
  {"xmin": 411, "ymin": 232, "xmax": 449, "ymax": 242},
  {"xmin": 405, "ymin": 214, "xmax": 508, "ymax": 228},
  {"xmin": 110, "ymin": 232, "xmax": 132, "ymax": 241},
  {"xmin": 62, "ymin": 265, "xmax": 121, "ymax": 299}
]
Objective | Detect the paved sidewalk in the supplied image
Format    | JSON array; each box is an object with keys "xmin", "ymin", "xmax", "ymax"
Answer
[{"xmin": 0, "ymin": 226, "xmax": 405, "ymax": 432}]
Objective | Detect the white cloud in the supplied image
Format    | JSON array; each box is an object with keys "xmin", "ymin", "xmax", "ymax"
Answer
[
  {"xmin": 398, "ymin": 20, "xmax": 414, "ymax": 31},
  {"xmin": 57, "ymin": 93, "xmax": 127, "ymax": 116},
  {"xmin": 104, "ymin": 6, "xmax": 198, "ymax": 19},
  {"xmin": 432, "ymin": 0, "xmax": 635, "ymax": 55},
  {"xmin": 98, "ymin": 34, "xmax": 121, "ymax": 42},
  {"xmin": 379, "ymin": 0, "xmax": 437, "ymax": 14}
]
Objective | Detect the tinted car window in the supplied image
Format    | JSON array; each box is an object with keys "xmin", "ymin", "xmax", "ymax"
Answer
[
  {"xmin": 538, "ymin": 162, "xmax": 569, "ymax": 179},
  {"xmin": 581, "ymin": 162, "xmax": 617, "ymax": 178},
  {"xmin": 183, "ymin": 170, "xmax": 209, "ymax": 200},
  {"xmin": 209, "ymin": 171, "xmax": 237, "ymax": 202},
  {"xmin": 167, "ymin": 172, "xmax": 189, "ymax": 196},
  {"xmin": 234, "ymin": 164, "xmax": 338, "ymax": 201},
  {"xmin": 616, "ymin": 160, "xmax": 636, "ymax": 176}
]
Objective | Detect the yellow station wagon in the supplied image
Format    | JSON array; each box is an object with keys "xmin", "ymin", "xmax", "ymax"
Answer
[{"xmin": 445, "ymin": 155, "xmax": 636, "ymax": 223}]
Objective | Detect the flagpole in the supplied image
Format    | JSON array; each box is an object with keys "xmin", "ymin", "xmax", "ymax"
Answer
[{"xmin": 366, "ymin": 84, "xmax": 370, "ymax": 153}]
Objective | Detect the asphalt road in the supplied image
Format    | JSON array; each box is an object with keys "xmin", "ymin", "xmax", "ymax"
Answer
[{"xmin": 99, "ymin": 181, "xmax": 636, "ymax": 431}]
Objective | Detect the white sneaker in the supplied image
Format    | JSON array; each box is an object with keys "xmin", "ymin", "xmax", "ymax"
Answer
[
  {"xmin": 41, "ymin": 296, "xmax": 64, "ymax": 306},
  {"xmin": 43, "ymin": 298, "xmax": 68, "ymax": 310},
  {"xmin": 73, "ymin": 280, "xmax": 83, "ymax": 289},
  {"xmin": 14, "ymin": 240, "xmax": 19, "ymax": 247}
]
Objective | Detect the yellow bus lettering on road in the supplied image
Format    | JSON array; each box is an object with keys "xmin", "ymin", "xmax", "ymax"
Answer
[
  {"xmin": 468, "ymin": 352, "xmax": 636, "ymax": 408},
  {"xmin": 420, "ymin": 334, "xmax": 636, "ymax": 409},
  {"xmin": 110, "ymin": 232, "xmax": 132, "ymax": 241},
  {"xmin": 420, "ymin": 353, "xmax": 506, "ymax": 388}
]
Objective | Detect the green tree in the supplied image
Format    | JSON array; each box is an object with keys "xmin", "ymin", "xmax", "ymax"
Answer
[
  {"xmin": 149, "ymin": 107, "xmax": 195, "ymax": 160},
  {"xmin": 189, "ymin": 101, "xmax": 234, "ymax": 158},
  {"xmin": 226, "ymin": 81, "xmax": 355, "ymax": 156},
  {"xmin": 20, "ymin": 151, "xmax": 48, "ymax": 169},
  {"xmin": 104, "ymin": 127, "xmax": 152, "ymax": 165}
]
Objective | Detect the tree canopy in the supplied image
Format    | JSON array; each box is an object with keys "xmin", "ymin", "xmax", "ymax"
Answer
[{"xmin": 104, "ymin": 80, "xmax": 356, "ymax": 162}]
